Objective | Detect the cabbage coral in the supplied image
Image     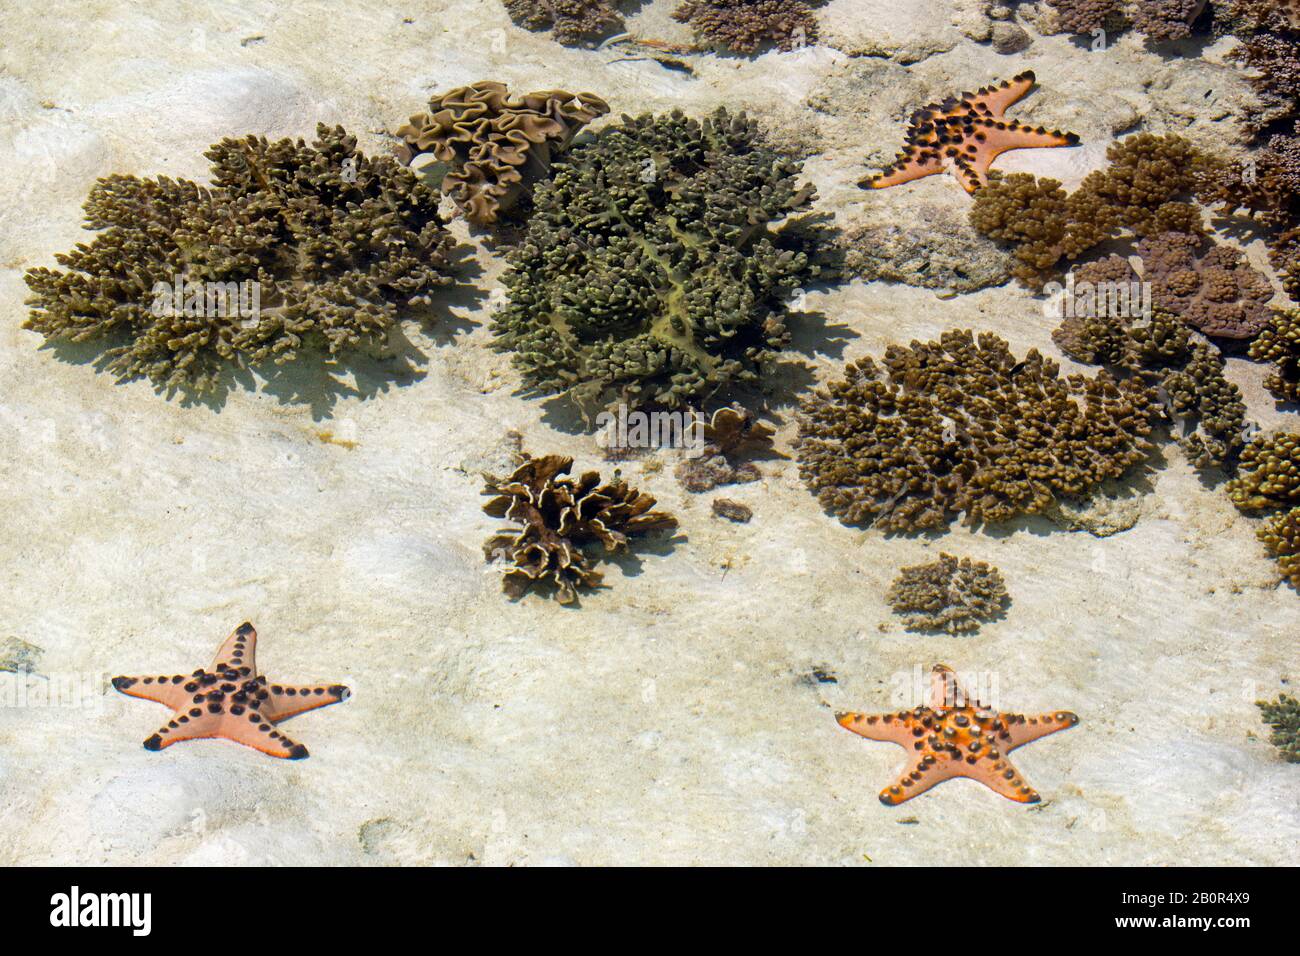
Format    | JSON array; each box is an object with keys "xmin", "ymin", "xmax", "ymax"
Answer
[{"xmin": 492, "ymin": 107, "xmax": 832, "ymax": 410}]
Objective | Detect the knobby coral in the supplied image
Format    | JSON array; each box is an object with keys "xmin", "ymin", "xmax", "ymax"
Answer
[
  {"xmin": 1226, "ymin": 431, "xmax": 1300, "ymax": 511},
  {"xmin": 482, "ymin": 454, "xmax": 677, "ymax": 604},
  {"xmin": 1052, "ymin": 297, "xmax": 1249, "ymax": 468},
  {"xmin": 492, "ymin": 107, "xmax": 832, "ymax": 410},
  {"xmin": 796, "ymin": 330, "xmax": 1159, "ymax": 532},
  {"xmin": 1046, "ymin": 0, "xmax": 1123, "ymax": 34},
  {"xmin": 502, "ymin": 0, "xmax": 625, "ymax": 45},
  {"xmin": 1048, "ymin": 0, "xmax": 1207, "ymax": 40},
  {"xmin": 395, "ymin": 81, "xmax": 609, "ymax": 226},
  {"xmin": 24, "ymin": 125, "xmax": 457, "ymax": 393},
  {"xmin": 672, "ymin": 0, "xmax": 820, "ymax": 53},
  {"xmin": 1256, "ymin": 692, "xmax": 1300, "ymax": 760},
  {"xmin": 1258, "ymin": 507, "xmax": 1300, "ymax": 587},
  {"xmin": 1249, "ymin": 307, "xmax": 1300, "ymax": 402},
  {"xmin": 970, "ymin": 134, "xmax": 1211, "ymax": 289},
  {"xmin": 886, "ymin": 553, "xmax": 1010, "ymax": 635}
]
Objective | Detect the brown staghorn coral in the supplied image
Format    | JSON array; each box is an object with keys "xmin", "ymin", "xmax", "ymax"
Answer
[
  {"xmin": 796, "ymin": 329, "xmax": 1159, "ymax": 532},
  {"xmin": 1227, "ymin": 431, "xmax": 1300, "ymax": 510},
  {"xmin": 1257, "ymin": 691, "xmax": 1300, "ymax": 759},
  {"xmin": 672, "ymin": 0, "xmax": 820, "ymax": 53},
  {"xmin": 1249, "ymin": 307, "xmax": 1300, "ymax": 402},
  {"xmin": 502, "ymin": 0, "xmax": 626, "ymax": 45},
  {"xmin": 1052, "ymin": 294, "xmax": 1249, "ymax": 469},
  {"xmin": 970, "ymin": 134, "xmax": 1211, "ymax": 289},
  {"xmin": 675, "ymin": 405, "xmax": 776, "ymax": 492},
  {"xmin": 395, "ymin": 81, "xmax": 609, "ymax": 226},
  {"xmin": 1258, "ymin": 508, "xmax": 1300, "ymax": 587},
  {"xmin": 886, "ymin": 553, "xmax": 1010, "ymax": 635},
  {"xmin": 22, "ymin": 125, "xmax": 457, "ymax": 394},
  {"xmin": 482, "ymin": 453, "xmax": 677, "ymax": 604}
]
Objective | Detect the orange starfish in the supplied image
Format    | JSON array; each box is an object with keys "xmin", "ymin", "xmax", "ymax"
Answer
[
  {"xmin": 112, "ymin": 622, "xmax": 350, "ymax": 759},
  {"xmin": 836, "ymin": 664, "xmax": 1078, "ymax": 805},
  {"xmin": 863, "ymin": 70, "xmax": 1080, "ymax": 194}
]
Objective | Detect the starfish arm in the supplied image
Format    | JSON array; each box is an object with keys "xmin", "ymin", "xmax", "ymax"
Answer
[
  {"xmin": 968, "ymin": 71, "xmax": 1037, "ymax": 117},
  {"xmin": 111, "ymin": 674, "xmax": 194, "ymax": 711},
  {"xmin": 210, "ymin": 622, "xmax": 257, "ymax": 673},
  {"xmin": 836, "ymin": 711, "xmax": 923, "ymax": 747},
  {"xmin": 1003, "ymin": 711, "xmax": 1080, "ymax": 750},
  {"xmin": 863, "ymin": 153, "xmax": 944, "ymax": 189},
  {"xmin": 969, "ymin": 756, "xmax": 1043, "ymax": 803},
  {"xmin": 218, "ymin": 709, "xmax": 310, "ymax": 759},
  {"xmin": 141, "ymin": 709, "xmax": 223, "ymax": 751},
  {"xmin": 879, "ymin": 754, "xmax": 961, "ymax": 805},
  {"xmin": 259, "ymin": 683, "xmax": 351, "ymax": 722}
]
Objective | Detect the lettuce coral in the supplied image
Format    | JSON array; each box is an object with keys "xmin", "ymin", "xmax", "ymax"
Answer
[
  {"xmin": 672, "ymin": 0, "xmax": 820, "ymax": 53},
  {"xmin": 482, "ymin": 453, "xmax": 677, "ymax": 604},
  {"xmin": 395, "ymin": 82, "xmax": 609, "ymax": 226},
  {"xmin": 502, "ymin": 0, "xmax": 625, "ymax": 45},
  {"xmin": 23, "ymin": 125, "xmax": 457, "ymax": 393},
  {"xmin": 796, "ymin": 330, "xmax": 1158, "ymax": 532},
  {"xmin": 1249, "ymin": 307, "xmax": 1300, "ymax": 403},
  {"xmin": 886, "ymin": 553, "xmax": 1010, "ymax": 635},
  {"xmin": 970, "ymin": 134, "xmax": 1211, "ymax": 289},
  {"xmin": 491, "ymin": 107, "xmax": 831, "ymax": 410}
]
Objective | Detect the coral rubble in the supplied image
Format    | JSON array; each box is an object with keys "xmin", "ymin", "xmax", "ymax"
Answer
[
  {"xmin": 482, "ymin": 454, "xmax": 677, "ymax": 604},
  {"xmin": 492, "ymin": 108, "xmax": 831, "ymax": 410},
  {"xmin": 23, "ymin": 125, "xmax": 457, "ymax": 393},
  {"xmin": 675, "ymin": 406, "xmax": 775, "ymax": 492},
  {"xmin": 796, "ymin": 330, "xmax": 1158, "ymax": 532},
  {"xmin": 395, "ymin": 82, "xmax": 609, "ymax": 226},
  {"xmin": 672, "ymin": 0, "xmax": 820, "ymax": 53},
  {"xmin": 864, "ymin": 71, "xmax": 1080, "ymax": 195},
  {"xmin": 1256, "ymin": 692, "xmax": 1300, "ymax": 761},
  {"xmin": 886, "ymin": 552, "xmax": 1010, "ymax": 635},
  {"xmin": 502, "ymin": 0, "xmax": 625, "ymax": 45}
]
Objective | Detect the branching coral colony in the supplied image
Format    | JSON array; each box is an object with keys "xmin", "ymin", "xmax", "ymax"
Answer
[
  {"xmin": 1257, "ymin": 693, "xmax": 1300, "ymax": 762},
  {"xmin": 395, "ymin": 82, "xmax": 609, "ymax": 227},
  {"xmin": 482, "ymin": 454, "xmax": 677, "ymax": 604},
  {"xmin": 1047, "ymin": 0, "xmax": 1209, "ymax": 41},
  {"xmin": 1227, "ymin": 432, "xmax": 1300, "ymax": 586},
  {"xmin": 795, "ymin": 330, "xmax": 1158, "ymax": 532},
  {"xmin": 24, "ymin": 125, "xmax": 457, "ymax": 393},
  {"xmin": 672, "ymin": 0, "xmax": 823, "ymax": 53},
  {"xmin": 491, "ymin": 108, "xmax": 833, "ymax": 410},
  {"xmin": 501, "ymin": 0, "xmax": 627, "ymax": 45},
  {"xmin": 886, "ymin": 553, "xmax": 1010, "ymax": 635}
]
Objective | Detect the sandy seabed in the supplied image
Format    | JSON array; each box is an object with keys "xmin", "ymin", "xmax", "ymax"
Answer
[{"xmin": 0, "ymin": 0, "xmax": 1296, "ymax": 865}]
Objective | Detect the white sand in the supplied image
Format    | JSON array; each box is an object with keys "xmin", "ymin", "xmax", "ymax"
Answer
[{"xmin": 0, "ymin": 0, "xmax": 1296, "ymax": 865}]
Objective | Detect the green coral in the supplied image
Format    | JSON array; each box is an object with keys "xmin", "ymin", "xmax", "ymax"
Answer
[
  {"xmin": 886, "ymin": 553, "xmax": 1010, "ymax": 635},
  {"xmin": 1256, "ymin": 692, "xmax": 1300, "ymax": 762},
  {"xmin": 796, "ymin": 329, "xmax": 1158, "ymax": 532},
  {"xmin": 491, "ymin": 107, "xmax": 832, "ymax": 410},
  {"xmin": 23, "ymin": 125, "xmax": 457, "ymax": 393}
]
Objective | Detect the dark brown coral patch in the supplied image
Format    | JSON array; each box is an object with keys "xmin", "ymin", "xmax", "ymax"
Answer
[
  {"xmin": 482, "ymin": 454, "xmax": 677, "ymax": 604},
  {"xmin": 672, "ymin": 0, "xmax": 821, "ymax": 53},
  {"xmin": 395, "ymin": 81, "xmax": 609, "ymax": 226}
]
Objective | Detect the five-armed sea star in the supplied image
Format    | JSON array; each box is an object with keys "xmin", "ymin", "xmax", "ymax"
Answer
[
  {"xmin": 862, "ymin": 70, "xmax": 1080, "ymax": 194},
  {"xmin": 836, "ymin": 664, "xmax": 1078, "ymax": 805},
  {"xmin": 112, "ymin": 622, "xmax": 350, "ymax": 759}
]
